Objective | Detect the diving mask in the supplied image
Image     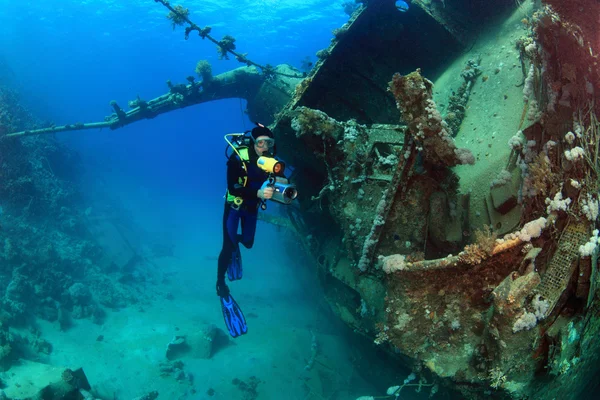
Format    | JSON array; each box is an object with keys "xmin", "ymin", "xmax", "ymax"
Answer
[{"xmin": 254, "ymin": 138, "xmax": 275, "ymax": 148}]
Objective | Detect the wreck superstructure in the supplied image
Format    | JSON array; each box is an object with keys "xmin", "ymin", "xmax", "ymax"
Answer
[{"xmin": 269, "ymin": 1, "xmax": 600, "ymax": 399}]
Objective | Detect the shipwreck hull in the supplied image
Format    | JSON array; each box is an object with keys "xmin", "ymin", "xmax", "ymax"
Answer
[{"xmin": 271, "ymin": 0, "xmax": 600, "ymax": 398}]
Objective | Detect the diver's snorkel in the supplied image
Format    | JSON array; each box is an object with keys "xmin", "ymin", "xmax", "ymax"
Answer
[{"xmin": 256, "ymin": 153, "xmax": 298, "ymax": 209}]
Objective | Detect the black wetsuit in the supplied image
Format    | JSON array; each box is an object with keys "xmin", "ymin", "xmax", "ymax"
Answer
[{"xmin": 216, "ymin": 150, "xmax": 269, "ymax": 295}]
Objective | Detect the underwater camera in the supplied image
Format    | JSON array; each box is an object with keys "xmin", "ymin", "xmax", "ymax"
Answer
[
  {"xmin": 265, "ymin": 176, "xmax": 298, "ymax": 205},
  {"xmin": 257, "ymin": 155, "xmax": 298, "ymax": 204}
]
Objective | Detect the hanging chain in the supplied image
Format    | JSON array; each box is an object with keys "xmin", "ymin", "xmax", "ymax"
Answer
[{"xmin": 153, "ymin": 0, "xmax": 306, "ymax": 79}]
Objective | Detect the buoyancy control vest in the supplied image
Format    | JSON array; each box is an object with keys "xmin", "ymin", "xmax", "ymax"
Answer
[{"xmin": 225, "ymin": 146, "xmax": 267, "ymax": 210}]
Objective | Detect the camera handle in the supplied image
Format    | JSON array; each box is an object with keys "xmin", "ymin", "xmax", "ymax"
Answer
[{"xmin": 259, "ymin": 175, "xmax": 275, "ymax": 211}]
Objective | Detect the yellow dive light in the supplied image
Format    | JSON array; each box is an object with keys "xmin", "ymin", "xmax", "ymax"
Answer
[{"xmin": 257, "ymin": 156, "xmax": 285, "ymax": 175}]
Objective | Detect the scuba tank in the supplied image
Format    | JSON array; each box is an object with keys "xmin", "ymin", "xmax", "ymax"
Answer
[{"xmin": 224, "ymin": 131, "xmax": 253, "ymax": 160}]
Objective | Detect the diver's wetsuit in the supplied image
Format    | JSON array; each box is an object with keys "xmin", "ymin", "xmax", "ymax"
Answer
[{"xmin": 216, "ymin": 149, "xmax": 269, "ymax": 295}]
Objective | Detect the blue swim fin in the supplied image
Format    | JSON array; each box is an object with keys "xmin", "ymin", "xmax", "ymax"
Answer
[
  {"xmin": 226, "ymin": 245, "xmax": 243, "ymax": 281},
  {"xmin": 220, "ymin": 293, "xmax": 247, "ymax": 338}
]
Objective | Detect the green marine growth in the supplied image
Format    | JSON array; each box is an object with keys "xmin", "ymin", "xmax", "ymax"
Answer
[
  {"xmin": 218, "ymin": 35, "xmax": 237, "ymax": 59},
  {"xmin": 167, "ymin": 5, "xmax": 190, "ymax": 29},
  {"xmin": 195, "ymin": 60, "xmax": 213, "ymax": 83}
]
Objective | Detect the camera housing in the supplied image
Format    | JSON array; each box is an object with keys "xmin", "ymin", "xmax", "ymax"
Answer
[{"xmin": 268, "ymin": 176, "xmax": 298, "ymax": 205}]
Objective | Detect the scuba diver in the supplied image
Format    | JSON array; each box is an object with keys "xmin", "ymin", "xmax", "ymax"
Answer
[{"xmin": 217, "ymin": 123, "xmax": 297, "ymax": 338}]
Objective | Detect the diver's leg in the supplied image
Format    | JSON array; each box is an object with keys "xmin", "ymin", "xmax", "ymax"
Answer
[
  {"xmin": 217, "ymin": 204, "xmax": 239, "ymax": 295},
  {"xmin": 239, "ymin": 210, "xmax": 258, "ymax": 249},
  {"xmin": 226, "ymin": 206, "xmax": 244, "ymax": 280},
  {"xmin": 226, "ymin": 207, "xmax": 241, "ymax": 244}
]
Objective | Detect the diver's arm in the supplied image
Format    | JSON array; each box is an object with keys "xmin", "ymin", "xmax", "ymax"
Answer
[{"xmin": 226, "ymin": 158, "xmax": 259, "ymax": 200}]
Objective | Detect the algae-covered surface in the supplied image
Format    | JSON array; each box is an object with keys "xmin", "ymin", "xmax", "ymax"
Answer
[{"xmin": 434, "ymin": 0, "xmax": 536, "ymax": 230}]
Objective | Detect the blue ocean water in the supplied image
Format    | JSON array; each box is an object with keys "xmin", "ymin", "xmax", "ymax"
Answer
[
  {"xmin": 0, "ymin": 1, "xmax": 414, "ymax": 399},
  {"xmin": 0, "ymin": 0, "xmax": 347, "ymax": 196},
  {"xmin": 0, "ymin": 0, "xmax": 350, "ymax": 248}
]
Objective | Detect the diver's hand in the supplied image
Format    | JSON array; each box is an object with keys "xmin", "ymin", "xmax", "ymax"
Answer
[{"xmin": 257, "ymin": 187, "xmax": 274, "ymax": 200}]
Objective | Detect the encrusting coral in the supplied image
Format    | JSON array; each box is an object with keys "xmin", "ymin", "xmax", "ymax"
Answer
[{"xmin": 388, "ymin": 69, "xmax": 475, "ymax": 168}]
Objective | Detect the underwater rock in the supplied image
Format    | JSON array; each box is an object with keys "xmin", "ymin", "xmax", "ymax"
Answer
[
  {"xmin": 66, "ymin": 282, "xmax": 105, "ymax": 323},
  {"xmin": 232, "ymin": 376, "xmax": 262, "ymax": 400},
  {"xmin": 187, "ymin": 324, "xmax": 230, "ymax": 359},
  {"xmin": 132, "ymin": 391, "xmax": 159, "ymax": 400},
  {"xmin": 87, "ymin": 274, "xmax": 132, "ymax": 309},
  {"xmin": 166, "ymin": 324, "xmax": 229, "ymax": 360},
  {"xmin": 158, "ymin": 360, "xmax": 193, "ymax": 384},
  {"xmin": 38, "ymin": 298, "xmax": 59, "ymax": 322},
  {"xmin": 79, "ymin": 388, "xmax": 102, "ymax": 400},
  {"xmin": 67, "ymin": 283, "xmax": 92, "ymax": 306},
  {"xmin": 32, "ymin": 337, "xmax": 53, "ymax": 355},
  {"xmin": 165, "ymin": 335, "xmax": 189, "ymax": 360},
  {"xmin": 3, "ymin": 271, "xmax": 32, "ymax": 321},
  {"xmin": 57, "ymin": 306, "xmax": 72, "ymax": 331},
  {"xmin": 1, "ymin": 361, "xmax": 91, "ymax": 399},
  {"xmin": 0, "ymin": 323, "xmax": 15, "ymax": 372}
]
